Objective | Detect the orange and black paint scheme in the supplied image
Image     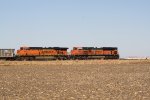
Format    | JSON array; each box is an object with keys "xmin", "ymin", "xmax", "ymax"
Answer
[
  {"xmin": 17, "ymin": 47, "xmax": 68, "ymax": 60},
  {"xmin": 70, "ymin": 47, "xmax": 119, "ymax": 59}
]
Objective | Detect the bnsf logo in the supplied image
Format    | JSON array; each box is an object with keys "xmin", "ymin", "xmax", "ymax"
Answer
[{"xmin": 41, "ymin": 51, "xmax": 54, "ymax": 53}]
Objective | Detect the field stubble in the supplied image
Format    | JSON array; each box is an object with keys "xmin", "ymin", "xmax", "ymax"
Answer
[{"xmin": 0, "ymin": 60, "xmax": 150, "ymax": 100}]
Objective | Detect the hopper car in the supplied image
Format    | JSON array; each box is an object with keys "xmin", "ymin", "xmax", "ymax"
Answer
[{"xmin": 0, "ymin": 46, "xmax": 119, "ymax": 61}]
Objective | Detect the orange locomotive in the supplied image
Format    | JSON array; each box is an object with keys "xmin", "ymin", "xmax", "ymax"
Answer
[
  {"xmin": 17, "ymin": 47, "xmax": 68, "ymax": 60},
  {"xmin": 70, "ymin": 47, "xmax": 119, "ymax": 59}
]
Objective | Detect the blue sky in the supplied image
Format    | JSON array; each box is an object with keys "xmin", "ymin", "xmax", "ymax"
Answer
[{"xmin": 0, "ymin": 0, "xmax": 150, "ymax": 57}]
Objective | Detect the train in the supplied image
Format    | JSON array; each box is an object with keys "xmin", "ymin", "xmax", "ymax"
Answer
[{"xmin": 0, "ymin": 46, "xmax": 119, "ymax": 60}]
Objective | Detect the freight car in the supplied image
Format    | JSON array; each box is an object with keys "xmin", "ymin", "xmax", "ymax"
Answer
[
  {"xmin": 16, "ymin": 47, "xmax": 69, "ymax": 60},
  {"xmin": 70, "ymin": 47, "xmax": 119, "ymax": 59},
  {"xmin": 0, "ymin": 49, "xmax": 15, "ymax": 60}
]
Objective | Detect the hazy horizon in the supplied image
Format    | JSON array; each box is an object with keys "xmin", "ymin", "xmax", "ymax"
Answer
[{"xmin": 0, "ymin": 0, "xmax": 150, "ymax": 57}]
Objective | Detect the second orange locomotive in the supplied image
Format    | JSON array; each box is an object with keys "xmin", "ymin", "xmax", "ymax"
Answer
[{"xmin": 70, "ymin": 47, "xmax": 119, "ymax": 59}]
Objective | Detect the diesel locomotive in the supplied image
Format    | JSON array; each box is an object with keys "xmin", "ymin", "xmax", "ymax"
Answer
[
  {"xmin": 16, "ymin": 47, "xmax": 68, "ymax": 60},
  {"xmin": 0, "ymin": 46, "xmax": 119, "ymax": 60},
  {"xmin": 70, "ymin": 47, "xmax": 119, "ymax": 59}
]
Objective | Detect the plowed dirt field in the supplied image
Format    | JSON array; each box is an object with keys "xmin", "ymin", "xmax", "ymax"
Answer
[{"xmin": 0, "ymin": 60, "xmax": 150, "ymax": 100}]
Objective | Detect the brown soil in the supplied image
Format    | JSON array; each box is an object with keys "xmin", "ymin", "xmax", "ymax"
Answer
[{"xmin": 0, "ymin": 60, "xmax": 150, "ymax": 100}]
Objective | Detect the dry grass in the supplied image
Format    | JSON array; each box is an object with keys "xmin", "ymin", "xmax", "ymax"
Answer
[
  {"xmin": 0, "ymin": 60, "xmax": 150, "ymax": 100},
  {"xmin": 0, "ymin": 59, "xmax": 150, "ymax": 66}
]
